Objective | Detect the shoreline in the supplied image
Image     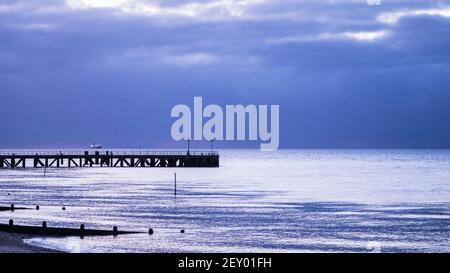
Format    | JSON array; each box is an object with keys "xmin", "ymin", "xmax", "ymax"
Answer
[{"xmin": 0, "ymin": 231, "xmax": 63, "ymax": 253}]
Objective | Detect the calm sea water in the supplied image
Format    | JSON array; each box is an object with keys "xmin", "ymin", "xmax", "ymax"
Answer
[{"xmin": 1, "ymin": 149, "xmax": 450, "ymax": 253}]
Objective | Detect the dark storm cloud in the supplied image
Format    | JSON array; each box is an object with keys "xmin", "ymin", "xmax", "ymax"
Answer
[{"xmin": 0, "ymin": 0, "xmax": 449, "ymax": 148}]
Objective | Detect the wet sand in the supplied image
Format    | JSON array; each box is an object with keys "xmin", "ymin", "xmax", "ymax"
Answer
[{"xmin": 0, "ymin": 231, "xmax": 62, "ymax": 253}]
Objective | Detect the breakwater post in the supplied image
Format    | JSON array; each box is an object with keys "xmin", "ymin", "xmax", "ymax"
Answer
[{"xmin": 174, "ymin": 172, "xmax": 177, "ymax": 197}]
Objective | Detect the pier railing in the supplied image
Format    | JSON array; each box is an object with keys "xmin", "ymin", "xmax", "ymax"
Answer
[{"xmin": 0, "ymin": 150, "xmax": 218, "ymax": 156}]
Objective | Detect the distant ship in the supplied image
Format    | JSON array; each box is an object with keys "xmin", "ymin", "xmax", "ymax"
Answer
[{"xmin": 90, "ymin": 143, "xmax": 102, "ymax": 149}]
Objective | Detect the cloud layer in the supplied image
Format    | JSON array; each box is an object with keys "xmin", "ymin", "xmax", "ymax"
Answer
[{"xmin": 1, "ymin": 0, "xmax": 450, "ymax": 148}]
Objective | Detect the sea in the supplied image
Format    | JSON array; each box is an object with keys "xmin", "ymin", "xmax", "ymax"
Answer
[{"xmin": 1, "ymin": 149, "xmax": 450, "ymax": 253}]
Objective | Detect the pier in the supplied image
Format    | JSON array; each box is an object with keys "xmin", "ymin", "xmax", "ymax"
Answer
[{"xmin": 0, "ymin": 150, "xmax": 219, "ymax": 169}]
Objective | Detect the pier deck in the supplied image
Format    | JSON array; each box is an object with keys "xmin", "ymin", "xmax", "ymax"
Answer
[{"xmin": 0, "ymin": 150, "xmax": 219, "ymax": 168}]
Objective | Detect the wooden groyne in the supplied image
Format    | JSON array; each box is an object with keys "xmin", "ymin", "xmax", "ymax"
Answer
[
  {"xmin": 0, "ymin": 221, "xmax": 138, "ymax": 237},
  {"xmin": 0, "ymin": 149, "xmax": 219, "ymax": 168},
  {"xmin": 0, "ymin": 205, "xmax": 29, "ymax": 211}
]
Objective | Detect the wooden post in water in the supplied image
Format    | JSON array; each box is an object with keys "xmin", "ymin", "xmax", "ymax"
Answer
[{"xmin": 174, "ymin": 172, "xmax": 177, "ymax": 197}]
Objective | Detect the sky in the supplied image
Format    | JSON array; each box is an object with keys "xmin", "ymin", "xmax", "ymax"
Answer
[{"xmin": 1, "ymin": 0, "xmax": 450, "ymax": 149}]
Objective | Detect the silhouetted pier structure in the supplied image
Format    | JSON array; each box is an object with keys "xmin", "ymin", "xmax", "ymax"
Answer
[
  {"xmin": 0, "ymin": 150, "xmax": 219, "ymax": 169},
  {"xmin": 0, "ymin": 221, "xmax": 138, "ymax": 237}
]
